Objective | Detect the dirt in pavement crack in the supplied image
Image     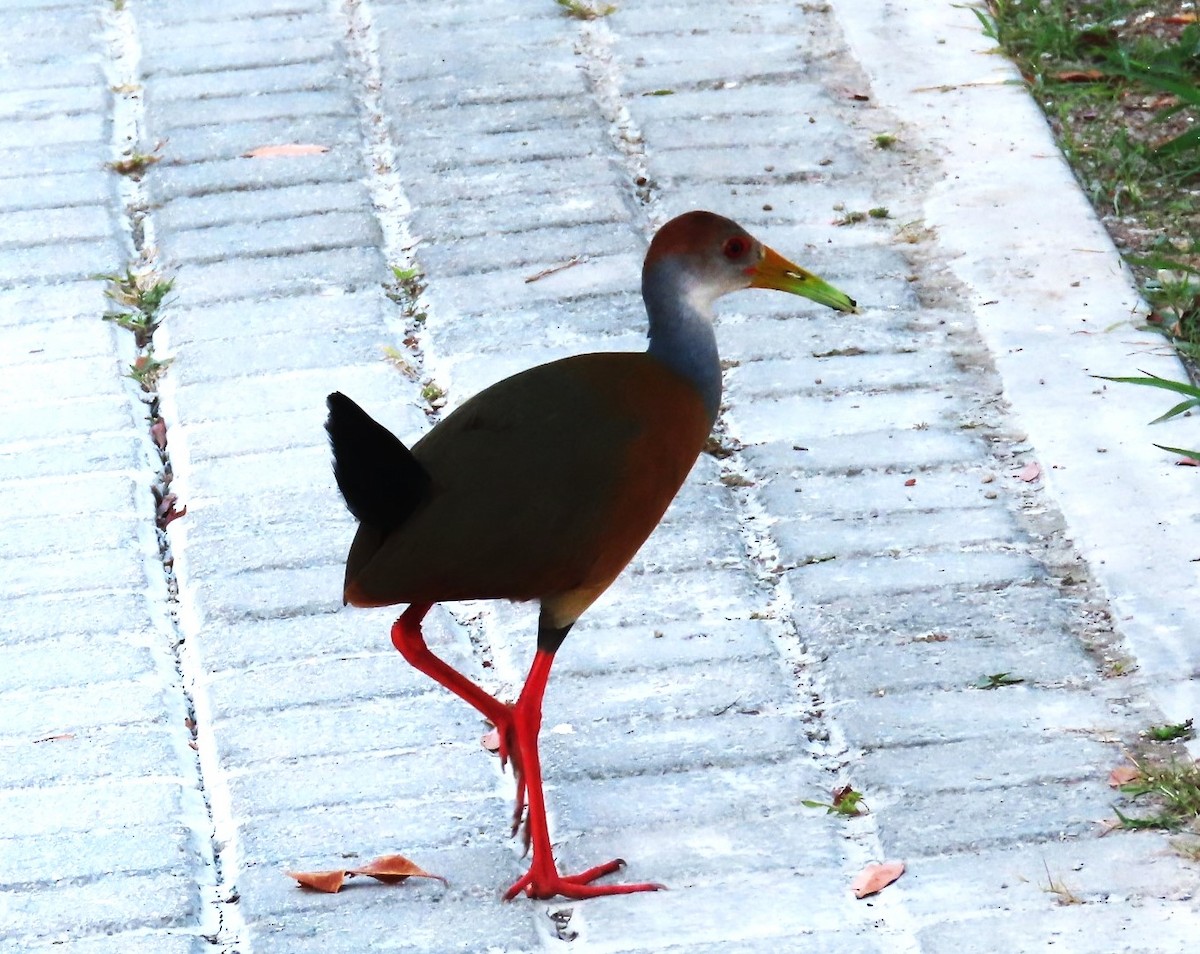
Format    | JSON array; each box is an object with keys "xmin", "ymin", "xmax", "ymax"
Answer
[{"xmin": 100, "ymin": 4, "xmax": 243, "ymax": 949}]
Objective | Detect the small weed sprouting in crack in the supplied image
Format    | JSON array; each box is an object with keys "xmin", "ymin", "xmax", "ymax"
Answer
[
  {"xmin": 420, "ymin": 381, "xmax": 446, "ymax": 409},
  {"xmin": 555, "ymin": 0, "xmax": 616, "ymax": 20},
  {"xmin": 108, "ymin": 145, "xmax": 163, "ymax": 178},
  {"xmin": 100, "ymin": 264, "xmax": 174, "ymax": 348},
  {"xmin": 127, "ymin": 352, "xmax": 174, "ymax": 392},
  {"xmin": 803, "ymin": 784, "xmax": 869, "ymax": 817},
  {"xmin": 386, "ymin": 264, "xmax": 427, "ymax": 324},
  {"xmin": 99, "ymin": 263, "xmax": 185, "ymax": 531}
]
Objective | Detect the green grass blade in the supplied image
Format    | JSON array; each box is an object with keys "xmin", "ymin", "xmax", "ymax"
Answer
[
  {"xmin": 1094, "ymin": 372, "xmax": 1200, "ymax": 400},
  {"xmin": 1156, "ymin": 125, "xmax": 1200, "ymax": 158},
  {"xmin": 1125, "ymin": 255, "xmax": 1200, "ymax": 275},
  {"xmin": 1153, "ymin": 443, "xmax": 1200, "ymax": 463},
  {"xmin": 1149, "ymin": 397, "xmax": 1200, "ymax": 425}
]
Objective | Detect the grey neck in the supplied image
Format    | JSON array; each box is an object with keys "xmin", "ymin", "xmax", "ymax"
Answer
[{"xmin": 643, "ymin": 258, "xmax": 722, "ymax": 424}]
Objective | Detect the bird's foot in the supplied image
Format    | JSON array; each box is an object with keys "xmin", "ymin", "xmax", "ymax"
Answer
[
  {"xmin": 485, "ymin": 712, "xmax": 532, "ymax": 845},
  {"xmin": 503, "ymin": 858, "xmax": 666, "ymax": 901}
]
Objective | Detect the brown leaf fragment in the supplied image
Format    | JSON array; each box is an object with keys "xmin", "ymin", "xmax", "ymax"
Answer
[
  {"xmin": 903, "ymin": 477, "xmax": 917, "ymax": 487},
  {"xmin": 1016, "ymin": 461, "xmax": 1041, "ymax": 482},
  {"xmin": 350, "ymin": 854, "xmax": 449, "ymax": 886},
  {"xmin": 481, "ymin": 727, "xmax": 502, "ymax": 753},
  {"xmin": 243, "ymin": 143, "xmax": 330, "ymax": 158},
  {"xmin": 33, "ymin": 733, "xmax": 76, "ymax": 743},
  {"xmin": 1052, "ymin": 69, "xmax": 1105, "ymax": 82},
  {"xmin": 287, "ymin": 868, "xmax": 347, "ymax": 893},
  {"xmin": 852, "ymin": 860, "xmax": 905, "ymax": 898},
  {"xmin": 150, "ymin": 417, "xmax": 168, "ymax": 450},
  {"xmin": 1109, "ymin": 764, "xmax": 1141, "ymax": 787}
]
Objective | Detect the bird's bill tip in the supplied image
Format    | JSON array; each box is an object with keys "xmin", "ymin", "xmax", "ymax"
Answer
[{"xmin": 750, "ymin": 245, "xmax": 859, "ymax": 314}]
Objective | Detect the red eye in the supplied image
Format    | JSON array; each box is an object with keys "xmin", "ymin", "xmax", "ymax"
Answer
[{"xmin": 722, "ymin": 236, "xmax": 750, "ymax": 259}]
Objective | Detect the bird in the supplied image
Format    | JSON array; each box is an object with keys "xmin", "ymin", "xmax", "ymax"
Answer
[{"xmin": 325, "ymin": 210, "xmax": 857, "ymax": 901}]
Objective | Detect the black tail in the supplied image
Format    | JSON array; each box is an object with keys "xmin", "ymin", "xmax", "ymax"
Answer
[{"xmin": 325, "ymin": 392, "xmax": 431, "ymax": 534}]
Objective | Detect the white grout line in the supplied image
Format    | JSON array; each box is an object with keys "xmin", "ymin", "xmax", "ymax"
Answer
[
  {"xmin": 100, "ymin": 4, "xmax": 244, "ymax": 950},
  {"xmin": 562, "ymin": 9, "xmax": 922, "ymax": 949}
]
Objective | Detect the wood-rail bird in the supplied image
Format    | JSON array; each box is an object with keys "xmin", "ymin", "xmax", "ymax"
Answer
[{"xmin": 325, "ymin": 210, "xmax": 857, "ymax": 901}]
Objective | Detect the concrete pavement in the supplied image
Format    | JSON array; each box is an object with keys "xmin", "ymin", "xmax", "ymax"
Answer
[{"xmin": 1, "ymin": 0, "xmax": 1198, "ymax": 951}]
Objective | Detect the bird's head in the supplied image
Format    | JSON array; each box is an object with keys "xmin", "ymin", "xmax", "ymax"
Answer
[{"xmin": 645, "ymin": 210, "xmax": 858, "ymax": 314}]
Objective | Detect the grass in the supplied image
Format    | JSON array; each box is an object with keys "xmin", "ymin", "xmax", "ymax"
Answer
[
  {"xmin": 1147, "ymin": 718, "xmax": 1195, "ymax": 742},
  {"xmin": 1093, "ymin": 370, "xmax": 1200, "ymax": 461},
  {"xmin": 555, "ymin": 0, "xmax": 616, "ymax": 19},
  {"xmin": 973, "ymin": 671, "xmax": 1025, "ymax": 690},
  {"xmin": 975, "ymin": 2, "xmax": 1200, "ymax": 364},
  {"xmin": 1115, "ymin": 754, "xmax": 1200, "ymax": 833}
]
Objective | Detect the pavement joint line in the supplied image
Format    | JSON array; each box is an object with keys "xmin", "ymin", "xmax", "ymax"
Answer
[
  {"xmin": 100, "ymin": 3, "xmax": 242, "ymax": 948},
  {"xmin": 336, "ymin": 0, "xmax": 524, "ymax": 707},
  {"xmin": 572, "ymin": 17, "xmax": 659, "ymax": 222}
]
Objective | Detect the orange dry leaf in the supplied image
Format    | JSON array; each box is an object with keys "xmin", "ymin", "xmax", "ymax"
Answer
[
  {"xmin": 1052, "ymin": 69, "xmax": 1105, "ymax": 82},
  {"xmin": 243, "ymin": 143, "xmax": 330, "ymax": 158},
  {"xmin": 851, "ymin": 860, "xmax": 905, "ymax": 899},
  {"xmin": 288, "ymin": 868, "xmax": 348, "ymax": 893},
  {"xmin": 903, "ymin": 477, "xmax": 917, "ymax": 487},
  {"xmin": 1016, "ymin": 461, "xmax": 1041, "ymax": 482},
  {"xmin": 286, "ymin": 853, "xmax": 447, "ymax": 893},
  {"xmin": 351, "ymin": 854, "xmax": 448, "ymax": 886},
  {"xmin": 1109, "ymin": 764, "xmax": 1141, "ymax": 787}
]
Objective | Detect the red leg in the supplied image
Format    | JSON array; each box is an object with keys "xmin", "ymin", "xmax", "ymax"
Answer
[
  {"xmin": 391, "ymin": 603, "xmax": 525, "ymax": 821},
  {"xmin": 503, "ymin": 649, "xmax": 665, "ymax": 901}
]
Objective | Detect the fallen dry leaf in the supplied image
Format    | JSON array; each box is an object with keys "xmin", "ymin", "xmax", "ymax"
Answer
[
  {"xmin": 903, "ymin": 477, "xmax": 917, "ymax": 487},
  {"xmin": 852, "ymin": 860, "xmax": 905, "ymax": 899},
  {"xmin": 288, "ymin": 868, "xmax": 347, "ymax": 893},
  {"xmin": 481, "ymin": 727, "xmax": 501, "ymax": 753},
  {"xmin": 32, "ymin": 733, "xmax": 76, "ymax": 744},
  {"xmin": 243, "ymin": 143, "xmax": 330, "ymax": 159},
  {"xmin": 352, "ymin": 854, "xmax": 448, "ymax": 885},
  {"xmin": 1016, "ymin": 461, "xmax": 1042, "ymax": 482},
  {"xmin": 287, "ymin": 853, "xmax": 447, "ymax": 893},
  {"xmin": 150, "ymin": 417, "xmax": 168, "ymax": 450},
  {"xmin": 1109, "ymin": 764, "xmax": 1141, "ymax": 787},
  {"xmin": 1052, "ymin": 69, "xmax": 1105, "ymax": 82}
]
